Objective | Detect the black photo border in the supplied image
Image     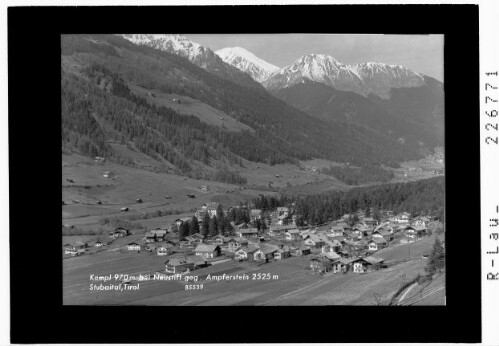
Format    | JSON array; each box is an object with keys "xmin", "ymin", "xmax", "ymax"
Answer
[{"xmin": 9, "ymin": 4, "xmax": 480, "ymax": 344}]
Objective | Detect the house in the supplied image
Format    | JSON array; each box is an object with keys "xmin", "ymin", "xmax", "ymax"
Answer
[
  {"xmin": 322, "ymin": 251, "xmax": 341, "ymax": 261},
  {"xmin": 127, "ymin": 242, "xmax": 141, "ymax": 251},
  {"xmin": 351, "ymin": 256, "xmax": 385, "ymax": 273},
  {"xmin": 64, "ymin": 244, "xmax": 78, "ymax": 255},
  {"xmin": 310, "ymin": 257, "xmax": 334, "ymax": 274},
  {"xmin": 103, "ymin": 171, "xmax": 115, "ymax": 178},
  {"xmin": 194, "ymin": 244, "xmax": 221, "ymax": 259},
  {"xmin": 250, "ymin": 209, "xmax": 262, "ymax": 221},
  {"xmin": 94, "ymin": 241, "xmax": 103, "ymax": 247},
  {"xmin": 228, "ymin": 238, "xmax": 249, "ymax": 252},
  {"xmin": 192, "ymin": 233, "xmax": 205, "ymax": 241},
  {"xmin": 330, "ymin": 226, "xmax": 344, "ymax": 237},
  {"xmin": 151, "ymin": 229, "xmax": 168, "ymax": 241},
  {"xmin": 234, "ymin": 245, "xmax": 259, "ymax": 261},
  {"xmin": 109, "ymin": 227, "xmax": 129, "ymax": 238},
  {"xmin": 184, "ymin": 236, "xmax": 202, "ymax": 246},
  {"xmin": 412, "ymin": 216, "xmax": 431, "ymax": 228},
  {"xmin": 213, "ymin": 235, "xmax": 231, "ymax": 245},
  {"xmin": 405, "ymin": 225, "xmax": 428, "ymax": 239},
  {"xmin": 322, "ymin": 239, "xmax": 342, "ymax": 254},
  {"xmin": 363, "ymin": 217, "xmax": 377, "ymax": 227},
  {"xmin": 285, "ymin": 229, "xmax": 301, "ymax": 241},
  {"xmin": 156, "ymin": 243, "xmax": 173, "ymax": 256},
  {"xmin": 174, "ymin": 217, "xmax": 190, "ymax": 227},
  {"xmin": 165, "ymin": 257, "xmax": 194, "ymax": 274},
  {"xmin": 304, "ymin": 234, "xmax": 325, "ymax": 248},
  {"xmin": 277, "ymin": 207, "xmax": 290, "ymax": 219},
  {"xmin": 368, "ymin": 238, "xmax": 388, "ymax": 252},
  {"xmin": 343, "ymin": 240, "xmax": 368, "ymax": 256},
  {"xmin": 332, "ymin": 257, "xmax": 359, "ymax": 273},
  {"xmin": 186, "ymin": 255, "xmax": 208, "ymax": 269},
  {"xmin": 194, "ymin": 209, "xmax": 208, "ymax": 220},
  {"xmin": 200, "ymin": 185, "xmax": 209, "ymax": 192},
  {"xmin": 268, "ymin": 225, "xmax": 293, "ymax": 236},
  {"xmin": 201, "ymin": 202, "xmax": 220, "ymax": 217},
  {"xmin": 237, "ymin": 228, "xmax": 259, "ymax": 239},
  {"xmin": 253, "ymin": 246, "xmax": 277, "ymax": 262},
  {"xmin": 274, "ymin": 246, "xmax": 291, "ymax": 260},
  {"xmin": 295, "ymin": 246, "xmax": 311, "ymax": 256},
  {"xmin": 394, "ymin": 213, "xmax": 411, "ymax": 224},
  {"xmin": 362, "ymin": 256, "xmax": 385, "ymax": 271},
  {"xmin": 179, "ymin": 240, "xmax": 193, "ymax": 249},
  {"xmin": 372, "ymin": 228, "xmax": 393, "ymax": 242},
  {"xmin": 144, "ymin": 231, "xmax": 157, "ymax": 243}
]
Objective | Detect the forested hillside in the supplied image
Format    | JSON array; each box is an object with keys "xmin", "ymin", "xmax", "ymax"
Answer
[
  {"xmin": 293, "ymin": 177, "xmax": 445, "ymax": 225},
  {"xmin": 61, "ymin": 34, "xmax": 425, "ymax": 172},
  {"xmin": 275, "ymin": 80, "xmax": 444, "ymax": 150}
]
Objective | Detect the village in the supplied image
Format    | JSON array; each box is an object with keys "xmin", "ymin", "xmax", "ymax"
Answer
[{"xmin": 64, "ymin": 200, "xmax": 444, "ymax": 280}]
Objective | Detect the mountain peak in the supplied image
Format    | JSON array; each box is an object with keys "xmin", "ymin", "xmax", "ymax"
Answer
[
  {"xmin": 264, "ymin": 55, "xmax": 425, "ymax": 99},
  {"xmin": 216, "ymin": 47, "xmax": 279, "ymax": 83}
]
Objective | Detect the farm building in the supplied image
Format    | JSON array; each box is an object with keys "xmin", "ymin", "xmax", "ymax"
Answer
[
  {"xmin": 184, "ymin": 236, "xmax": 202, "ymax": 246},
  {"xmin": 310, "ymin": 257, "xmax": 334, "ymax": 273},
  {"xmin": 194, "ymin": 244, "xmax": 221, "ymax": 259},
  {"xmin": 274, "ymin": 246, "xmax": 291, "ymax": 260},
  {"xmin": 64, "ymin": 244, "xmax": 79, "ymax": 256},
  {"xmin": 127, "ymin": 242, "xmax": 141, "ymax": 251},
  {"xmin": 109, "ymin": 227, "xmax": 129, "ymax": 238},
  {"xmin": 103, "ymin": 171, "xmax": 115, "ymax": 178},
  {"xmin": 295, "ymin": 246, "xmax": 311, "ymax": 256},
  {"xmin": 165, "ymin": 257, "xmax": 194, "ymax": 274}
]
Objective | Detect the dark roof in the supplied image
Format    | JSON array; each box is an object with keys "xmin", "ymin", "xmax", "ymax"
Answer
[{"xmin": 194, "ymin": 244, "xmax": 220, "ymax": 252}]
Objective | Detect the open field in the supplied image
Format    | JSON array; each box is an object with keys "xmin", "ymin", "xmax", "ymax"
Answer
[
  {"xmin": 63, "ymin": 234, "xmax": 443, "ymax": 306},
  {"xmin": 374, "ymin": 233, "xmax": 445, "ymax": 263}
]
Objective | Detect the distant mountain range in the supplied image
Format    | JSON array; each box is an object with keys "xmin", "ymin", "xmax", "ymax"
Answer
[
  {"xmin": 215, "ymin": 47, "xmax": 279, "ymax": 83},
  {"xmin": 61, "ymin": 34, "xmax": 443, "ymax": 175},
  {"xmin": 119, "ymin": 34, "xmax": 262, "ymax": 90}
]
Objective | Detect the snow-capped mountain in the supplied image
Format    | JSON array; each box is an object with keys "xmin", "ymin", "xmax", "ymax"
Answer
[
  {"xmin": 120, "ymin": 34, "xmax": 217, "ymax": 68},
  {"xmin": 119, "ymin": 34, "xmax": 261, "ymax": 89},
  {"xmin": 263, "ymin": 53, "xmax": 425, "ymax": 99},
  {"xmin": 215, "ymin": 47, "xmax": 279, "ymax": 83}
]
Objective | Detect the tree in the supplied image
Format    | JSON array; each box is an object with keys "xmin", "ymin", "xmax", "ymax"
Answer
[
  {"xmin": 179, "ymin": 221, "xmax": 189, "ymax": 239},
  {"xmin": 347, "ymin": 214, "xmax": 359, "ymax": 227},
  {"xmin": 216, "ymin": 204, "xmax": 225, "ymax": 220},
  {"xmin": 425, "ymin": 237, "xmax": 445, "ymax": 276},
  {"xmin": 201, "ymin": 214, "xmax": 210, "ymax": 237},
  {"xmin": 189, "ymin": 216, "xmax": 199, "ymax": 235},
  {"xmin": 209, "ymin": 217, "xmax": 218, "ymax": 237}
]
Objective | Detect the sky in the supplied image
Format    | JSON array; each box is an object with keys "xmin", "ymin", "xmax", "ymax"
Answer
[{"xmin": 185, "ymin": 34, "xmax": 444, "ymax": 82}]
